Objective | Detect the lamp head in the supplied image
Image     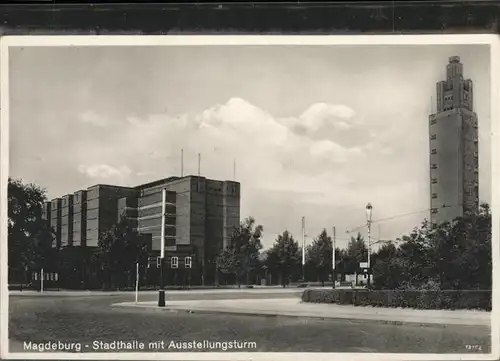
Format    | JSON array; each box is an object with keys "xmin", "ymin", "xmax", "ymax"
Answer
[{"xmin": 365, "ymin": 203, "xmax": 373, "ymax": 222}]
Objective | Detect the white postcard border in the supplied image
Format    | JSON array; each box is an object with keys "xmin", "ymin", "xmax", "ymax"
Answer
[{"xmin": 1, "ymin": 34, "xmax": 499, "ymax": 361}]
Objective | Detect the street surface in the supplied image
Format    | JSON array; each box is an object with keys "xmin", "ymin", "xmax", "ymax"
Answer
[{"xmin": 9, "ymin": 289, "xmax": 491, "ymax": 353}]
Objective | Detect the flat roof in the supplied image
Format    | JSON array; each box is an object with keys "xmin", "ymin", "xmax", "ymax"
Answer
[
  {"xmin": 135, "ymin": 176, "xmax": 181, "ymax": 190},
  {"xmin": 52, "ymin": 175, "xmax": 240, "ymax": 199},
  {"xmin": 135, "ymin": 175, "xmax": 240, "ymax": 189},
  {"xmin": 86, "ymin": 183, "xmax": 135, "ymax": 190}
]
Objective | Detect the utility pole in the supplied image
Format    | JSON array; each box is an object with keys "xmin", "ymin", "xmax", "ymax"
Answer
[
  {"xmin": 181, "ymin": 149, "xmax": 184, "ymax": 177},
  {"xmin": 197, "ymin": 152, "xmax": 205, "ymax": 286},
  {"xmin": 301, "ymin": 216, "xmax": 306, "ymax": 282},
  {"xmin": 197, "ymin": 153, "xmax": 201, "ymax": 191},
  {"xmin": 332, "ymin": 226, "xmax": 336, "ymax": 289},
  {"xmin": 158, "ymin": 188, "xmax": 167, "ymax": 307},
  {"xmin": 40, "ymin": 268, "xmax": 44, "ymax": 294},
  {"xmin": 135, "ymin": 262, "xmax": 139, "ymax": 304}
]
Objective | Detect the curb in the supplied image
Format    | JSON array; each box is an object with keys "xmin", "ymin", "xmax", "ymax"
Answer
[
  {"xmin": 10, "ymin": 292, "xmax": 124, "ymax": 297},
  {"xmin": 111, "ymin": 303, "xmax": 487, "ymax": 328}
]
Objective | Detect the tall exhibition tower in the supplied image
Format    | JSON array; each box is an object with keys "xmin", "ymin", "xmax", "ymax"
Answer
[{"xmin": 429, "ymin": 56, "xmax": 479, "ymax": 226}]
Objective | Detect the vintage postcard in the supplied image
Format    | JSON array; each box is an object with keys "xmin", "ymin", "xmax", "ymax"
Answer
[{"xmin": 1, "ymin": 35, "xmax": 499, "ymax": 360}]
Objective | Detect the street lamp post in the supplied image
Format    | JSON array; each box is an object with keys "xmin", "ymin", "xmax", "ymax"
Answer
[
  {"xmin": 158, "ymin": 188, "xmax": 167, "ymax": 307},
  {"xmin": 365, "ymin": 203, "xmax": 373, "ymax": 288},
  {"xmin": 332, "ymin": 226, "xmax": 336, "ymax": 289}
]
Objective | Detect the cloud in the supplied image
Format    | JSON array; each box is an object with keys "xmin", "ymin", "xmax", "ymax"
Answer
[
  {"xmin": 34, "ymin": 97, "xmax": 409, "ymax": 246},
  {"xmin": 136, "ymin": 171, "xmax": 157, "ymax": 177},
  {"xmin": 89, "ymin": 98, "xmax": 391, "ymax": 195},
  {"xmin": 77, "ymin": 164, "xmax": 132, "ymax": 179},
  {"xmin": 300, "ymin": 103, "xmax": 358, "ymax": 131},
  {"xmin": 78, "ymin": 111, "xmax": 110, "ymax": 127},
  {"xmin": 309, "ymin": 139, "xmax": 366, "ymax": 163}
]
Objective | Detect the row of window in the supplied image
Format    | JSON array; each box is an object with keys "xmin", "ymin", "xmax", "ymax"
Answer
[
  {"xmin": 151, "ymin": 256, "xmax": 192, "ymax": 269},
  {"xmin": 32, "ymin": 272, "xmax": 59, "ymax": 281}
]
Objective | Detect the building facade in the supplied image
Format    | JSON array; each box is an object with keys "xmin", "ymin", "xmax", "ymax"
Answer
[
  {"xmin": 41, "ymin": 175, "xmax": 241, "ymax": 283},
  {"xmin": 429, "ymin": 56, "xmax": 479, "ymax": 226}
]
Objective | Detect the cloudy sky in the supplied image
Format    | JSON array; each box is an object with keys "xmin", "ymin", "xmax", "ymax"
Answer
[{"xmin": 8, "ymin": 44, "xmax": 491, "ymax": 249}]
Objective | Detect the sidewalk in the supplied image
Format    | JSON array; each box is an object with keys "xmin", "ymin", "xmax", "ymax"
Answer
[
  {"xmin": 9, "ymin": 287, "xmax": 304, "ymax": 297},
  {"xmin": 113, "ymin": 298, "xmax": 491, "ymax": 327}
]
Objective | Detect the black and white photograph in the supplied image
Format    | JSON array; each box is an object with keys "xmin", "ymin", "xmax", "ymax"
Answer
[{"xmin": 2, "ymin": 35, "xmax": 499, "ymax": 359}]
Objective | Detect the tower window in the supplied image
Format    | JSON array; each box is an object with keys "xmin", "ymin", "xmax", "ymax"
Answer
[
  {"xmin": 430, "ymin": 134, "xmax": 437, "ymax": 140},
  {"xmin": 431, "ymin": 208, "xmax": 438, "ymax": 214},
  {"xmin": 432, "ymin": 193, "xmax": 438, "ymax": 199},
  {"xmin": 431, "ymin": 178, "xmax": 438, "ymax": 184},
  {"xmin": 431, "ymin": 164, "xmax": 438, "ymax": 169},
  {"xmin": 429, "ymin": 119, "xmax": 436, "ymax": 125},
  {"xmin": 431, "ymin": 149, "xmax": 437, "ymax": 155}
]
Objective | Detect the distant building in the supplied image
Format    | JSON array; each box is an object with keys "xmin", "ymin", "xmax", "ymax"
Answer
[
  {"xmin": 429, "ymin": 56, "xmax": 479, "ymax": 226},
  {"xmin": 42, "ymin": 175, "xmax": 241, "ymax": 284}
]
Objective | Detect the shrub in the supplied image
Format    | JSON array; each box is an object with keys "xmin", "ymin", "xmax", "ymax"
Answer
[{"xmin": 301, "ymin": 289, "xmax": 491, "ymax": 310}]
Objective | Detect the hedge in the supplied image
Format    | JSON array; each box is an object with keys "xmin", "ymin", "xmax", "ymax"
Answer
[{"xmin": 301, "ymin": 289, "xmax": 491, "ymax": 310}]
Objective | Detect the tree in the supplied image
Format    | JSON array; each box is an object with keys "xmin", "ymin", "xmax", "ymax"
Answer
[
  {"xmin": 308, "ymin": 229, "xmax": 333, "ymax": 286},
  {"xmin": 270, "ymin": 230, "xmax": 300, "ymax": 287},
  {"xmin": 217, "ymin": 247, "xmax": 238, "ymax": 285},
  {"xmin": 371, "ymin": 242, "xmax": 402, "ymax": 289},
  {"xmin": 97, "ymin": 216, "xmax": 149, "ymax": 289},
  {"xmin": 8, "ymin": 177, "xmax": 54, "ymax": 284},
  {"xmin": 217, "ymin": 217, "xmax": 263, "ymax": 287},
  {"xmin": 371, "ymin": 203, "xmax": 492, "ymax": 291},
  {"xmin": 343, "ymin": 233, "xmax": 368, "ymax": 284},
  {"xmin": 432, "ymin": 203, "xmax": 491, "ymax": 290},
  {"xmin": 261, "ymin": 248, "xmax": 281, "ymax": 285}
]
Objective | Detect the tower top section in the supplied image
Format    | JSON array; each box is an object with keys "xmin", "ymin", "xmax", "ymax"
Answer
[{"xmin": 433, "ymin": 55, "xmax": 474, "ymax": 114}]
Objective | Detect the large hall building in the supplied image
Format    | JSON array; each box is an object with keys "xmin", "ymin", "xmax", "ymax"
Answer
[{"xmin": 42, "ymin": 175, "xmax": 241, "ymax": 284}]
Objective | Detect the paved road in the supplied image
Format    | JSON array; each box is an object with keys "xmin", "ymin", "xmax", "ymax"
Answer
[{"xmin": 8, "ymin": 291, "xmax": 490, "ymax": 354}]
